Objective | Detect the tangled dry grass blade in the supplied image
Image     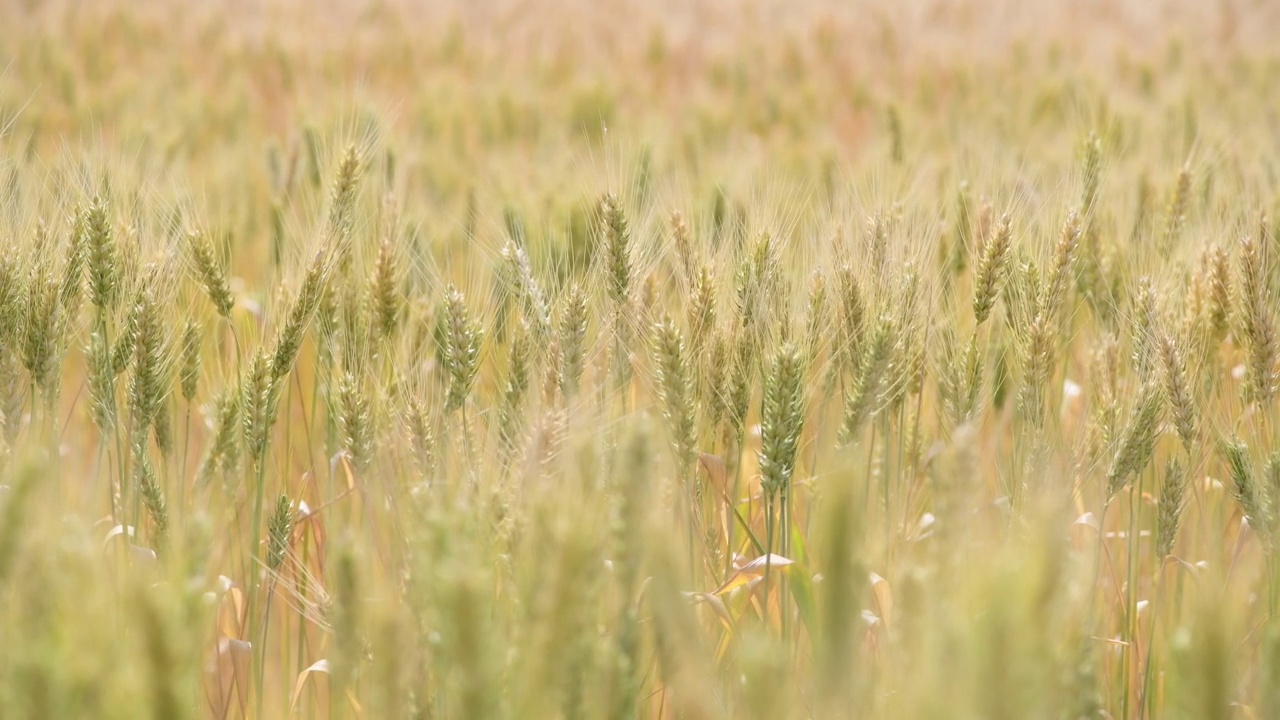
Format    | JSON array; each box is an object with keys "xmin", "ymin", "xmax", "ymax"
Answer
[{"xmin": 3, "ymin": 0, "xmax": 1280, "ymax": 717}]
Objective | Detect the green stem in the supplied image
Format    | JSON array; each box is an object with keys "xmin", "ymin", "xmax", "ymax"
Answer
[
  {"xmin": 1121, "ymin": 468, "xmax": 1145, "ymax": 719},
  {"xmin": 257, "ymin": 576, "xmax": 278, "ymax": 720},
  {"xmin": 246, "ymin": 447, "xmax": 269, "ymax": 709},
  {"xmin": 1138, "ymin": 570, "xmax": 1168, "ymax": 720}
]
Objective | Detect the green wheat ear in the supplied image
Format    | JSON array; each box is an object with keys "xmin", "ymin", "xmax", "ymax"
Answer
[
  {"xmin": 1106, "ymin": 382, "xmax": 1163, "ymax": 500},
  {"xmin": 498, "ymin": 321, "xmax": 532, "ymax": 456},
  {"xmin": 1157, "ymin": 330, "xmax": 1196, "ymax": 453},
  {"xmin": 272, "ymin": 250, "xmax": 327, "ymax": 382},
  {"xmin": 558, "ymin": 283, "xmax": 588, "ymax": 399},
  {"xmin": 1238, "ymin": 234, "xmax": 1278, "ymax": 404},
  {"xmin": 371, "ymin": 223, "xmax": 402, "ymax": 343},
  {"xmin": 669, "ymin": 210, "xmax": 695, "ymax": 284},
  {"xmin": 338, "ymin": 369, "xmax": 372, "ymax": 468},
  {"xmin": 1224, "ymin": 438, "xmax": 1271, "ymax": 538},
  {"xmin": 501, "ymin": 240, "xmax": 551, "ymax": 345},
  {"xmin": 443, "ymin": 284, "xmax": 483, "ymax": 414},
  {"xmin": 1156, "ymin": 458, "xmax": 1188, "ymax": 559},
  {"xmin": 651, "ymin": 314, "xmax": 695, "ymax": 472},
  {"xmin": 180, "ymin": 319, "xmax": 201, "ymax": 402},
  {"xmin": 972, "ymin": 213, "xmax": 1013, "ymax": 326},
  {"xmin": 85, "ymin": 194, "xmax": 119, "ymax": 311},
  {"xmin": 327, "ymin": 144, "xmax": 363, "ymax": 243},
  {"xmin": 137, "ymin": 454, "xmax": 168, "ymax": 545},
  {"xmin": 841, "ymin": 316, "xmax": 894, "ymax": 442},
  {"xmin": 266, "ymin": 494, "xmax": 294, "ymax": 571},
  {"xmin": 187, "ymin": 230, "xmax": 234, "ymax": 319},
  {"xmin": 759, "ymin": 342, "xmax": 806, "ymax": 500},
  {"xmin": 600, "ymin": 192, "xmax": 632, "ymax": 309},
  {"xmin": 241, "ymin": 350, "xmax": 274, "ymax": 462}
]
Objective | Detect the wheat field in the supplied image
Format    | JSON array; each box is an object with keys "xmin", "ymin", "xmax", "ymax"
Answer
[{"xmin": 2, "ymin": 0, "xmax": 1280, "ymax": 717}]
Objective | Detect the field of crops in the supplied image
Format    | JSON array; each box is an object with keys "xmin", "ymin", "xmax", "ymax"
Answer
[{"xmin": 2, "ymin": 0, "xmax": 1280, "ymax": 717}]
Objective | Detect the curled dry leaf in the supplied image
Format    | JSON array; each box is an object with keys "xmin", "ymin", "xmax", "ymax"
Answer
[
  {"xmin": 291, "ymin": 659, "xmax": 331, "ymax": 712},
  {"xmin": 870, "ymin": 572, "xmax": 893, "ymax": 630},
  {"xmin": 698, "ymin": 453, "xmax": 729, "ymax": 498},
  {"xmin": 682, "ymin": 591, "xmax": 736, "ymax": 630},
  {"xmin": 129, "ymin": 544, "xmax": 157, "ymax": 565},
  {"xmin": 910, "ymin": 513, "xmax": 936, "ymax": 541},
  {"xmin": 710, "ymin": 572, "xmax": 766, "ymax": 598},
  {"xmin": 737, "ymin": 553, "xmax": 795, "ymax": 575},
  {"xmin": 102, "ymin": 524, "xmax": 135, "ymax": 549},
  {"xmin": 215, "ymin": 580, "xmax": 246, "ymax": 640},
  {"xmin": 1070, "ymin": 512, "xmax": 1100, "ymax": 549},
  {"xmin": 330, "ymin": 451, "xmax": 358, "ymax": 491},
  {"xmin": 204, "ymin": 636, "xmax": 252, "ymax": 720}
]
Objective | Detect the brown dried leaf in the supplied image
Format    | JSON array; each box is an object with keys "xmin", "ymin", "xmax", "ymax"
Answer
[
  {"xmin": 698, "ymin": 453, "xmax": 729, "ymax": 498},
  {"xmin": 870, "ymin": 572, "xmax": 893, "ymax": 631},
  {"xmin": 290, "ymin": 659, "xmax": 331, "ymax": 712},
  {"xmin": 204, "ymin": 636, "xmax": 251, "ymax": 719}
]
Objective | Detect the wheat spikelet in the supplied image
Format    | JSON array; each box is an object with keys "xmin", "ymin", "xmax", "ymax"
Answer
[
  {"xmin": 972, "ymin": 213, "xmax": 1013, "ymax": 325},
  {"xmin": 266, "ymin": 494, "xmax": 294, "ymax": 570},
  {"xmin": 558, "ymin": 283, "xmax": 588, "ymax": 399},
  {"xmin": 56, "ymin": 209, "xmax": 86, "ymax": 332},
  {"xmin": 327, "ymin": 145, "xmax": 363, "ymax": 243},
  {"xmin": 187, "ymin": 230, "xmax": 234, "ymax": 318},
  {"xmin": 600, "ymin": 193, "xmax": 631, "ymax": 309},
  {"xmin": 1224, "ymin": 438, "xmax": 1270, "ymax": 535},
  {"xmin": 0, "ymin": 255, "xmax": 20, "ymax": 348},
  {"xmin": 498, "ymin": 322, "xmax": 532, "ymax": 456},
  {"xmin": 1080, "ymin": 133, "xmax": 1103, "ymax": 227},
  {"xmin": 85, "ymin": 194, "xmax": 119, "ymax": 311},
  {"xmin": 939, "ymin": 327, "xmax": 983, "ymax": 427},
  {"xmin": 371, "ymin": 223, "xmax": 402, "ymax": 342},
  {"xmin": 1205, "ymin": 243, "xmax": 1232, "ymax": 340},
  {"xmin": 759, "ymin": 343, "xmax": 806, "ymax": 499},
  {"xmin": 241, "ymin": 350, "xmax": 273, "ymax": 462},
  {"xmin": 137, "ymin": 454, "xmax": 168, "ymax": 545},
  {"xmin": 501, "ymin": 240, "xmax": 551, "ymax": 345},
  {"xmin": 726, "ymin": 329, "xmax": 755, "ymax": 438},
  {"xmin": 670, "ymin": 210, "xmax": 694, "ymax": 284},
  {"xmin": 1156, "ymin": 458, "xmax": 1187, "ymax": 558},
  {"xmin": 1041, "ymin": 210, "xmax": 1081, "ymax": 321},
  {"xmin": 271, "ymin": 250, "xmax": 327, "ymax": 382},
  {"xmin": 180, "ymin": 319, "xmax": 201, "ymax": 402},
  {"xmin": 87, "ymin": 321, "xmax": 117, "ymax": 432},
  {"xmin": 22, "ymin": 239, "xmax": 60, "ymax": 391},
  {"xmin": 703, "ymin": 330, "xmax": 730, "ymax": 433},
  {"xmin": 1158, "ymin": 330, "xmax": 1197, "ymax": 452},
  {"xmin": 841, "ymin": 316, "xmax": 894, "ymax": 440},
  {"xmin": 1130, "ymin": 277, "xmax": 1159, "ymax": 377},
  {"xmin": 651, "ymin": 314, "xmax": 696, "ymax": 471},
  {"xmin": 1018, "ymin": 315, "xmax": 1055, "ymax": 428},
  {"xmin": 443, "ymin": 284, "xmax": 482, "ymax": 413},
  {"xmin": 1237, "ymin": 234, "xmax": 1277, "ymax": 403},
  {"xmin": 127, "ymin": 287, "xmax": 167, "ymax": 436},
  {"xmin": 338, "ymin": 368, "xmax": 372, "ymax": 468},
  {"xmin": 1160, "ymin": 164, "xmax": 1192, "ymax": 252},
  {"xmin": 404, "ymin": 397, "xmax": 435, "ymax": 481},
  {"xmin": 1106, "ymin": 383, "xmax": 1163, "ymax": 499},
  {"xmin": 836, "ymin": 265, "xmax": 867, "ymax": 378},
  {"xmin": 803, "ymin": 270, "xmax": 828, "ymax": 362},
  {"xmin": 949, "ymin": 181, "xmax": 974, "ymax": 274}
]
